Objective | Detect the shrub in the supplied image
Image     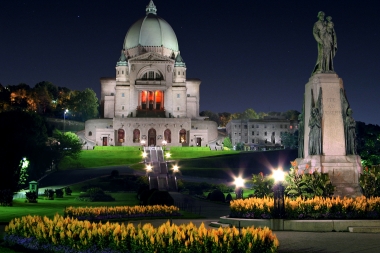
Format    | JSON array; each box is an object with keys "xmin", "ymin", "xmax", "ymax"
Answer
[
  {"xmin": 25, "ymin": 191, "xmax": 38, "ymax": 203},
  {"xmin": 284, "ymin": 161, "xmax": 335, "ymax": 199},
  {"xmin": 225, "ymin": 193, "xmax": 233, "ymax": 203},
  {"xmin": 213, "ymin": 183, "xmax": 234, "ymax": 193},
  {"xmin": 176, "ymin": 179, "xmax": 185, "ymax": 192},
  {"xmin": 139, "ymin": 188, "xmax": 158, "ymax": 205},
  {"xmin": 0, "ymin": 189, "xmax": 13, "ymax": 206},
  {"xmin": 55, "ymin": 189, "xmax": 64, "ymax": 198},
  {"xmin": 77, "ymin": 187, "xmax": 115, "ymax": 202},
  {"xmin": 251, "ymin": 172, "xmax": 274, "ymax": 197},
  {"xmin": 44, "ymin": 189, "xmax": 54, "ymax": 200},
  {"xmin": 209, "ymin": 189, "xmax": 225, "ymax": 202},
  {"xmin": 64, "ymin": 187, "xmax": 72, "ymax": 196},
  {"xmin": 147, "ymin": 191, "xmax": 174, "ymax": 206},
  {"xmin": 360, "ymin": 165, "xmax": 380, "ymax": 197}
]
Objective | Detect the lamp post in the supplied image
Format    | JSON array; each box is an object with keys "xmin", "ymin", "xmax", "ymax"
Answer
[
  {"xmin": 162, "ymin": 140, "xmax": 167, "ymax": 151},
  {"xmin": 272, "ymin": 168, "xmax": 286, "ymax": 218},
  {"xmin": 140, "ymin": 139, "xmax": 146, "ymax": 150},
  {"xmin": 63, "ymin": 109, "xmax": 68, "ymax": 133},
  {"xmin": 172, "ymin": 165, "xmax": 180, "ymax": 191},
  {"xmin": 234, "ymin": 176, "xmax": 245, "ymax": 199}
]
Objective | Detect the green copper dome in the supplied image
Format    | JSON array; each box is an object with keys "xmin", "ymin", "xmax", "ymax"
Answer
[{"xmin": 123, "ymin": 1, "xmax": 179, "ymax": 51}]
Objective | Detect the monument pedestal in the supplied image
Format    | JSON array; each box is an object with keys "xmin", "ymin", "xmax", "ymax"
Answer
[
  {"xmin": 299, "ymin": 73, "xmax": 362, "ymax": 197},
  {"xmin": 296, "ymin": 155, "xmax": 362, "ymax": 197}
]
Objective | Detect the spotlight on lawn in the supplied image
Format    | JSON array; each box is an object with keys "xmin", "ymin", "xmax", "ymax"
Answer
[
  {"xmin": 165, "ymin": 152, "xmax": 171, "ymax": 159},
  {"xmin": 172, "ymin": 165, "xmax": 179, "ymax": 173},
  {"xmin": 272, "ymin": 168, "xmax": 285, "ymax": 218},
  {"xmin": 233, "ymin": 176, "xmax": 245, "ymax": 199}
]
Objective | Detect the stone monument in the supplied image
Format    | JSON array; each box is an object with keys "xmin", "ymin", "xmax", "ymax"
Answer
[{"xmin": 296, "ymin": 11, "xmax": 362, "ymax": 197}]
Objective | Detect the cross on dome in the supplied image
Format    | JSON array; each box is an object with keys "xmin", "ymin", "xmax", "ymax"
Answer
[{"xmin": 146, "ymin": 0, "xmax": 157, "ymax": 15}]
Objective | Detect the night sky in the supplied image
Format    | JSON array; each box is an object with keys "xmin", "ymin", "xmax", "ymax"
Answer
[{"xmin": 1, "ymin": 0, "xmax": 379, "ymax": 125}]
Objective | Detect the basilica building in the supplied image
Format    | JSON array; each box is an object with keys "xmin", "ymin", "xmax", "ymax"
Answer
[{"xmin": 84, "ymin": 1, "xmax": 218, "ymax": 147}]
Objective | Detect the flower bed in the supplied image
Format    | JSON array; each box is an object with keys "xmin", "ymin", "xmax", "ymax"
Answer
[
  {"xmin": 64, "ymin": 205, "xmax": 181, "ymax": 221},
  {"xmin": 4, "ymin": 215, "xmax": 279, "ymax": 253},
  {"xmin": 230, "ymin": 196, "xmax": 380, "ymax": 219}
]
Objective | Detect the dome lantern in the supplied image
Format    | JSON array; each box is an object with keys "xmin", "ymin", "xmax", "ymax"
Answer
[{"xmin": 146, "ymin": 0, "xmax": 157, "ymax": 15}]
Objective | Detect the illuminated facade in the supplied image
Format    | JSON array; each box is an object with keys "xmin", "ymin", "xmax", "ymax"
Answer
[
  {"xmin": 84, "ymin": 1, "xmax": 218, "ymax": 147},
  {"xmin": 226, "ymin": 118, "xmax": 298, "ymax": 149}
]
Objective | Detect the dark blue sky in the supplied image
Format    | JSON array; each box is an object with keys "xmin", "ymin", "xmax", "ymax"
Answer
[{"xmin": 1, "ymin": 0, "xmax": 379, "ymax": 125}]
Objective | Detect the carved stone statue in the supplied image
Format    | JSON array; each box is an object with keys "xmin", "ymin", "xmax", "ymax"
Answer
[
  {"xmin": 312, "ymin": 11, "xmax": 337, "ymax": 75},
  {"xmin": 308, "ymin": 88, "xmax": 322, "ymax": 155},
  {"xmin": 340, "ymin": 88, "xmax": 357, "ymax": 155},
  {"xmin": 345, "ymin": 109, "xmax": 357, "ymax": 155},
  {"xmin": 308, "ymin": 107, "xmax": 322, "ymax": 155}
]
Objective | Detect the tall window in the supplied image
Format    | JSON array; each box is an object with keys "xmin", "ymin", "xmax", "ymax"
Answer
[
  {"xmin": 179, "ymin": 129, "xmax": 186, "ymax": 143},
  {"xmin": 164, "ymin": 129, "xmax": 171, "ymax": 143},
  {"xmin": 133, "ymin": 129, "xmax": 140, "ymax": 143},
  {"xmin": 118, "ymin": 129, "xmax": 125, "ymax": 143}
]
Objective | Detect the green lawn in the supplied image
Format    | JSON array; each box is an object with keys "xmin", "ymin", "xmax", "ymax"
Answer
[
  {"xmin": 0, "ymin": 192, "xmax": 139, "ymax": 223},
  {"xmin": 59, "ymin": 146, "xmax": 238, "ymax": 170}
]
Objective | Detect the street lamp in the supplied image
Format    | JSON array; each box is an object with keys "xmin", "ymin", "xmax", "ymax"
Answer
[
  {"xmin": 234, "ymin": 176, "xmax": 245, "ymax": 199},
  {"xmin": 172, "ymin": 165, "xmax": 179, "ymax": 173},
  {"xmin": 272, "ymin": 168, "xmax": 286, "ymax": 218},
  {"xmin": 140, "ymin": 139, "xmax": 146, "ymax": 151},
  {"xmin": 146, "ymin": 164, "xmax": 152, "ymax": 175},
  {"xmin": 63, "ymin": 109, "xmax": 69, "ymax": 133},
  {"xmin": 162, "ymin": 140, "xmax": 167, "ymax": 151}
]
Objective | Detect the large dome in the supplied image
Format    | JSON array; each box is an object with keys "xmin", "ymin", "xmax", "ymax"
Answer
[{"xmin": 123, "ymin": 1, "xmax": 179, "ymax": 51}]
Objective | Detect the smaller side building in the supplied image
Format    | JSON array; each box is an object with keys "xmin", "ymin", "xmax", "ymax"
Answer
[{"xmin": 226, "ymin": 117, "xmax": 298, "ymax": 150}]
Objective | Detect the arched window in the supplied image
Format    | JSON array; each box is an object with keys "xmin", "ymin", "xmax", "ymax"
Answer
[
  {"xmin": 133, "ymin": 129, "xmax": 140, "ymax": 143},
  {"xmin": 118, "ymin": 129, "xmax": 125, "ymax": 143},
  {"xmin": 179, "ymin": 129, "xmax": 186, "ymax": 143},
  {"xmin": 88, "ymin": 131, "xmax": 92, "ymax": 136},
  {"xmin": 141, "ymin": 70, "xmax": 162, "ymax": 80},
  {"xmin": 164, "ymin": 129, "xmax": 171, "ymax": 143},
  {"xmin": 148, "ymin": 128, "xmax": 156, "ymax": 146}
]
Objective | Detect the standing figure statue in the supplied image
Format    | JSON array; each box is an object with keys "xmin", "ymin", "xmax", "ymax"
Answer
[
  {"xmin": 308, "ymin": 107, "xmax": 322, "ymax": 155},
  {"xmin": 308, "ymin": 87, "xmax": 323, "ymax": 156},
  {"xmin": 345, "ymin": 109, "xmax": 357, "ymax": 155},
  {"xmin": 341, "ymin": 88, "xmax": 357, "ymax": 155},
  {"xmin": 312, "ymin": 11, "xmax": 338, "ymax": 75}
]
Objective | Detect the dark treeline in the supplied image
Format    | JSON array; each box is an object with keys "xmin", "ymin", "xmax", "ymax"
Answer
[
  {"xmin": 0, "ymin": 81, "xmax": 98, "ymax": 122},
  {"xmin": 200, "ymin": 109, "xmax": 300, "ymax": 127}
]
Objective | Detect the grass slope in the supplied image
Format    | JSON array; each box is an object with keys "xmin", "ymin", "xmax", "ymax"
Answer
[
  {"xmin": 172, "ymin": 149, "xmax": 298, "ymax": 180},
  {"xmin": 0, "ymin": 192, "xmax": 139, "ymax": 223}
]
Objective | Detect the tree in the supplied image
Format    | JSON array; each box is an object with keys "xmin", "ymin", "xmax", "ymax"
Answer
[
  {"xmin": 0, "ymin": 111, "xmax": 48, "ymax": 192},
  {"xmin": 68, "ymin": 88, "xmax": 99, "ymax": 121},
  {"xmin": 200, "ymin": 110, "xmax": 220, "ymax": 126},
  {"xmin": 241, "ymin": 108, "xmax": 259, "ymax": 119},
  {"xmin": 356, "ymin": 122, "xmax": 380, "ymax": 166},
  {"xmin": 283, "ymin": 110, "xmax": 301, "ymax": 120},
  {"xmin": 281, "ymin": 132, "xmax": 298, "ymax": 149},
  {"xmin": 50, "ymin": 129, "xmax": 83, "ymax": 168},
  {"xmin": 235, "ymin": 142, "xmax": 245, "ymax": 151},
  {"xmin": 219, "ymin": 112, "xmax": 231, "ymax": 127},
  {"xmin": 223, "ymin": 137, "xmax": 233, "ymax": 149}
]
